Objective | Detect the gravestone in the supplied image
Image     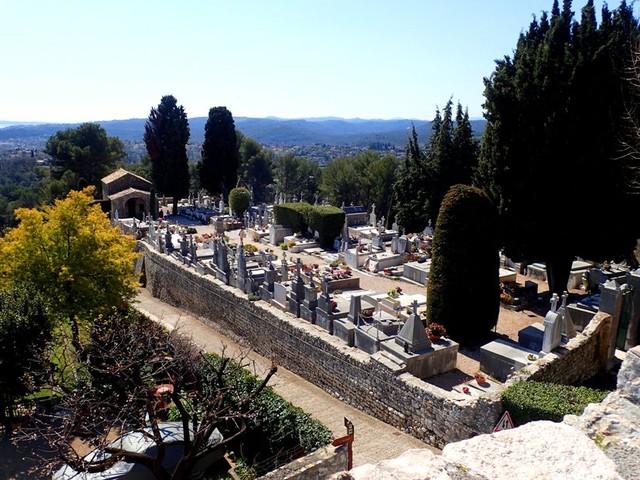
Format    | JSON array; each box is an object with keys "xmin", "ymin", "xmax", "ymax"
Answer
[
  {"xmin": 273, "ymin": 282, "xmax": 288, "ymax": 310},
  {"xmin": 259, "ymin": 262, "xmax": 277, "ymax": 302},
  {"xmin": 391, "ymin": 235, "xmax": 399, "ymax": 254},
  {"xmin": 541, "ymin": 293, "xmax": 563, "ymax": 356},
  {"xmin": 165, "ymin": 231, "xmax": 173, "ymax": 254},
  {"xmin": 371, "ymin": 234, "xmax": 385, "ymax": 250},
  {"xmin": 395, "ymin": 300, "xmax": 431, "ymax": 353},
  {"xmin": 280, "ymin": 252, "xmax": 289, "ymax": 282},
  {"xmin": 236, "ymin": 244, "xmax": 247, "ymax": 293},
  {"xmin": 558, "ymin": 291, "xmax": 577, "ymax": 340},
  {"xmin": 287, "ymin": 259, "xmax": 305, "ymax": 317},
  {"xmin": 369, "ymin": 203, "xmax": 377, "ymax": 227},
  {"xmin": 334, "ymin": 295, "xmax": 361, "ymax": 346},
  {"xmin": 300, "ymin": 274, "xmax": 318, "ymax": 323},
  {"xmin": 625, "ymin": 269, "xmax": 640, "ymax": 350}
]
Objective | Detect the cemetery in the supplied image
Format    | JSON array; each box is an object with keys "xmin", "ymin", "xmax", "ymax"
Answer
[{"xmin": 124, "ymin": 195, "xmax": 639, "ymax": 447}]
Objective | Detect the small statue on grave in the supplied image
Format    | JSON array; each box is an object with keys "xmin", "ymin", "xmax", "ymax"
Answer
[{"xmin": 238, "ymin": 227, "xmax": 246, "ymax": 246}]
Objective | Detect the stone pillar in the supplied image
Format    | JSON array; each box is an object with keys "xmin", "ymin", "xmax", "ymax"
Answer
[{"xmin": 600, "ymin": 280, "xmax": 623, "ymax": 368}]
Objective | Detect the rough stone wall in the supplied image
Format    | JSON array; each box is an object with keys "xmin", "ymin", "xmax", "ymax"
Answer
[
  {"xmin": 258, "ymin": 445, "xmax": 349, "ymax": 480},
  {"xmin": 507, "ymin": 311, "xmax": 612, "ymax": 386},
  {"xmin": 140, "ymin": 242, "xmax": 502, "ymax": 447}
]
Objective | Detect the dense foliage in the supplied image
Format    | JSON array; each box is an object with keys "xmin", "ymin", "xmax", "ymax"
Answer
[
  {"xmin": 44, "ymin": 123, "xmax": 125, "ymax": 194},
  {"xmin": 426, "ymin": 185, "xmax": 499, "ymax": 344},
  {"xmin": 307, "ymin": 205, "xmax": 345, "ymax": 248},
  {"xmin": 0, "ymin": 285, "xmax": 52, "ymax": 429},
  {"xmin": 0, "ymin": 187, "xmax": 140, "ymax": 350},
  {"xmin": 320, "ymin": 151, "xmax": 397, "ymax": 223},
  {"xmin": 476, "ymin": 0, "xmax": 640, "ymax": 292},
  {"xmin": 502, "ymin": 380, "xmax": 609, "ymax": 425},
  {"xmin": 273, "ymin": 154, "xmax": 321, "ymax": 203},
  {"xmin": 394, "ymin": 100, "xmax": 477, "ymax": 232},
  {"xmin": 273, "ymin": 202, "xmax": 313, "ymax": 233},
  {"xmin": 238, "ymin": 134, "xmax": 274, "ymax": 203},
  {"xmin": 197, "ymin": 354, "xmax": 332, "ymax": 474},
  {"xmin": 229, "ymin": 187, "xmax": 251, "ymax": 217},
  {"xmin": 144, "ymin": 95, "xmax": 190, "ymax": 215},
  {"xmin": 198, "ymin": 106, "xmax": 239, "ymax": 197}
]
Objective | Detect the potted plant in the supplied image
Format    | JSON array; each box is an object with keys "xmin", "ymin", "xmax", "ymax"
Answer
[
  {"xmin": 474, "ymin": 371, "xmax": 487, "ymax": 385},
  {"xmin": 427, "ymin": 322, "xmax": 447, "ymax": 341}
]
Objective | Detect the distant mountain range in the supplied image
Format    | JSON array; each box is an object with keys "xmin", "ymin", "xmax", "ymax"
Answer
[{"xmin": 0, "ymin": 117, "xmax": 486, "ymax": 147}]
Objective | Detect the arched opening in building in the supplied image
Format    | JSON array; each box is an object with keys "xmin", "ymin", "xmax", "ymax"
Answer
[{"xmin": 125, "ymin": 197, "xmax": 146, "ymax": 219}]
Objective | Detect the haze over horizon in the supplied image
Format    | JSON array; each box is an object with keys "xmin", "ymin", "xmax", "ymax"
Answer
[{"xmin": 3, "ymin": 0, "xmax": 635, "ymax": 124}]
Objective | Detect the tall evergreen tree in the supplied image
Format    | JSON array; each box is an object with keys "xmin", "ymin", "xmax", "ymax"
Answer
[
  {"xmin": 144, "ymin": 95, "xmax": 190, "ymax": 215},
  {"xmin": 392, "ymin": 126, "xmax": 430, "ymax": 232},
  {"xmin": 238, "ymin": 135, "xmax": 274, "ymax": 203},
  {"xmin": 426, "ymin": 185, "xmax": 499, "ymax": 344},
  {"xmin": 198, "ymin": 106, "xmax": 239, "ymax": 198},
  {"xmin": 476, "ymin": 0, "xmax": 640, "ymax": 293},
  {"xmin": 393, "ymin": 101, "xmax": 478, "ymax": 232}
]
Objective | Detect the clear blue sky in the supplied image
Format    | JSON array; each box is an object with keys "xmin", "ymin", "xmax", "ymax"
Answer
[{"xmin": 2, "ymin": 0, "xmax": 633, "ymax": 123}]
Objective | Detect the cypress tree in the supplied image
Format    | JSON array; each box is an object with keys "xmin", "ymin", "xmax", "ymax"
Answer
[
  {"xmin": 198, "ymin": 106, "xmax": 239, "ymax": 198},
  {"xmin": 143, "ymin": 95, "xmax": 190, "ymax": 216},
  {"xmin": 426, "ymin": 185, "xmax": 499, "ymax": 344}
]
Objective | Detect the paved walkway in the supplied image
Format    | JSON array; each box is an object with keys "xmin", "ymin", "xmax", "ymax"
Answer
[{"xmin": 135, "ymin": 288, "xmax": 437, "ymax": 467}]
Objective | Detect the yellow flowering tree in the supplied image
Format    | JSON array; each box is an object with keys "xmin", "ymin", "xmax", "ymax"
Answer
[{"xmin": 0, "ymin": 187, "xmax": 140, "ymax": 349}]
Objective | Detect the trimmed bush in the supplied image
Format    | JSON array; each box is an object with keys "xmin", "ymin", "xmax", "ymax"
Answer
[
  {"xmin": 308, "ymin": 205, "xmax": 345, "ymax": 248},
  {"xmin": 273, "ymin": 202, "xmax": 312, "ymax": 233},
  {"xmin": 229, "ymin": 187, "xmax": 251, "ymax": 217},
  {"xmin": 274, "ymin": 203, "xmax": 345, "ymax": 248},
  {"xmin": 426, "ymin": 184, "xmax": 499, "ymax": 344},
  {"xmin": 502, "ymin": 380, "xmax": 609, "ymax": 425}
]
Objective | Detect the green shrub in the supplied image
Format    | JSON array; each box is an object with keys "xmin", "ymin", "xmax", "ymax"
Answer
[
  {"xmin": 426, "ymin": 184, "xmax": 499, "ymax": 344},
  {"xmin": 229, "ymin": 187, "xmax": 251, "ymax": 217},
  {"xmin": 186, "ymin": 227, "xmax": 197, "ymax": 234},
  {"xmin": 273, "ymin": 202, "xmax": 312, "ymax": 233},
  {"xmin": 199, "ymin": 354, "xmax": 332, "ymax": 470},
  {"xmin": 307, "ymin": 205, "xmax": 345, "ymax": 248},
  {"xmin": 501, "ymin": 380, "xmax": 609, "ymax": 425}
]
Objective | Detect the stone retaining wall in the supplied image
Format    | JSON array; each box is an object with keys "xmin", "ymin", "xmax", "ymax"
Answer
[
  {"xmin": 258, "ymin": 445, "xmax": 348, "ymax": 480},
  {"xmin": 139, "ymin": 242, "xmax": 502, "ymax": 447},
  {"xmin": 507, "ymin": 311, "xmax": 612, "ymax": 386}
]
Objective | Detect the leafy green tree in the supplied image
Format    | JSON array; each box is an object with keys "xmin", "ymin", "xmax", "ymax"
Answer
[
  {"xmin": 273, "ymin": 154, "xmax": 321, "ymax": 202},
  {"xmin": 198, "ymin": 106, "xmax": 239, "ymax": 198},
  {"xmin": 426, "ymin": 185, "xmax": 499, "ymax": 344},
  {"xmin": 0, "ymin": 187, "xmax": 140, "ymax": 351},
  {"xmin": 476, "ymin": 0, "xmax": 640, "ymax": 293},
  {"xmin": 0, "ymin": 285, "xmax": 52, "ymax": 431},
  {"xmin": 238, "ymin": 135, "xmax": 274, "ymax": 203},
  {"xmin": 144, "ymin": 95, "xmax": 190, "ymax": 215},
  {"xmin": 45, "ymin": 123, "xmax": 125, "ymax": 194},
  {"xmin": 321, "ymin": 151, "xmax": 397, "ymax": 219},
  {"xmin": 229, "ymin": 187, "xmax": 251, "ymax": 217}
]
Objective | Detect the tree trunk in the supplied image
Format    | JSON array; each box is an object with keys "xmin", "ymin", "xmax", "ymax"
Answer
[
  {"xmin": 172, "ymin": 198, "xmax": 178, "ymax": 216},
  {"xmin": 545, "ymin": 252, "xmax": 573, "ymax": 295}
]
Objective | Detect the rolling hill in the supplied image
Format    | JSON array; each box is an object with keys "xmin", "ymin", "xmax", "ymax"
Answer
[{"xmin": 0, "ymin": 117, "xmax": 486, "ymax": 148}]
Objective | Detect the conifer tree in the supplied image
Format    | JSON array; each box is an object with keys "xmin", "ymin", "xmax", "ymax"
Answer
[
  {"xmin": 144, "ymin": 95, "xmax": 190, "ymax": 215},
  {"xmin": 476, "ymin": 0, "xmax": 640, "ymax": 293},
  {"xmin": 198, "ymin": 106, "xmax": 239, "ymax": 198}
]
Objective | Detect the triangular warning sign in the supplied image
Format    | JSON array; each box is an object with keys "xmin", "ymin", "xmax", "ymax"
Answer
[{"xmin": 493, "ymin": 410, "xmax": 514, "ymax": 432}]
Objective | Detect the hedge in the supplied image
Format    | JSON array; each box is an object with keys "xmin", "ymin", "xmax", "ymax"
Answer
[
  {"xmin": 307, "ymin": 205, "xmax": 345, "ymax": 248},
  {"xmin": 273, "ymin": 202, "xmax": 313, "ymax": 233},
  {"xmin": 274, "ymin": 203, "xmax": 345, "ymax": 247},
  {"xmin": 501, "ymin": 380, "xmax": 609, "ymax": 425}
]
